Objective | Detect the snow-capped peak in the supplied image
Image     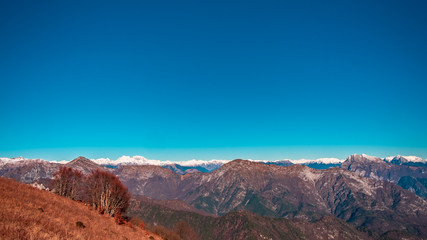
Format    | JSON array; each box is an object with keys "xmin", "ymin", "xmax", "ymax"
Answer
[
  {"xmin": 289, "ymin": 158, "xmax": 343, "ymax": 164},
  {"xmin": 402, "ymin": 156, "xmax": 425, "ymax": 162},
  {"xmin": 90, "ymin": 156, "xmax": 230, "ymax": 167},
  {"xmin": 384, "ymin": 155, "xmax": 425, "ymax": 163},
  {"xmin": 2, "ymin": 154, "xmax": 425, "ymax": 167},
  {"xmin": 360, "ymin": 154, "xmax": 382, "ymax": 161},
  {"xmin": 89, "ymin": 156, "xmax": 344, "ymax": 167},
  {"xmin": 91, "ymin": 155, "xmax": 167, "ymax": 166},
  {"xmin": 0, "ymin": 156, "xmax": 26, "ymax": 163},
  {"xmin": 175, "ymin": 159, "xmax": 231, "ymax": 166}
]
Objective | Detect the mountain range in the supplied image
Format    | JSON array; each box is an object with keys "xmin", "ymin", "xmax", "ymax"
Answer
[
  {"xmin": 1, "ymin": 154, "xmax": 427, "ymax": 239},
  {"xmin": 2, "ymin": 154, "xmax": 425, "ymax": 173},
  {"xmin": 116, "ymin": 159, "xmax": 427, "ymax": 237},
  {"xmin": 2, "ymin": 154, "xmax": 426, "ymax": 199}
]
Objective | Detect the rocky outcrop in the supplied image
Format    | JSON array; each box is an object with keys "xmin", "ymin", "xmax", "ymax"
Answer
[
  {"xmin": 341, "ymin": 154, "xmax": 427, "ymax": 200},
  {"xmin": 341, "ymin": 154, "xmax": 427, "ymax": 183}
]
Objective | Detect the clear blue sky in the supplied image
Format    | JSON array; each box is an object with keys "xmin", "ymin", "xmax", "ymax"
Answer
[{"xmin": 1, "ymin": 1, "xmax": 426, "ymax": 161}]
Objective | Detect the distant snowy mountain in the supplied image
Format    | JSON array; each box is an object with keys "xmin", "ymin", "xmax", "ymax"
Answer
[
  {"xmin": 89, "ymin": 156, "xmax": 344, "ymax": 171},
  {"xmin": 0, "ymin": 157, "xmax": 68, "ymax": 165},
  {"xmin": 1, "ymin": 154, "xmax": 426, "ymax": 173},
  {"xmin": 0, "ymin": 157, "xmax": 27, "ymax": 164},
  {"xmin": 90, "ymin": 156, "xmax": 230, "ymax": 173},
  {"xmin": 91, "ymin": 155, "xmax": 169, "ymax": 166},
  {"xmin": 91, "ymin": 155, "xmax": 230, "ymax": 168},
  {"xmin": 385, "ymin": 155, "xmax": 426, "ymax": 163},
  {"xmin": 288, "ymin": 158, "xmax": 343, "ymax": 164},
  {"xmin": 90, "ymin": 156, "xmax": 344, "ymax": 166}
]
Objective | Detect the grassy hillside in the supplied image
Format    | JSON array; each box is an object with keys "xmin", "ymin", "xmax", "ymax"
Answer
[{"xmin": 0, "ymin": 177, "xmax": 161, "ymax": 240}]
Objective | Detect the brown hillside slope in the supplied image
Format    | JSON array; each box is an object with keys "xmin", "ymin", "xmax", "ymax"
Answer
[{"xmin": 0, "ymin": 177, "xmax": 161, "ymax": 240}]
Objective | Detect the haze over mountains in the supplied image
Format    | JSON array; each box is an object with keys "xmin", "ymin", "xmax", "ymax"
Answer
[{"xmin": 1, "ymin": 154, "xmax": 427, "ymax": 239}]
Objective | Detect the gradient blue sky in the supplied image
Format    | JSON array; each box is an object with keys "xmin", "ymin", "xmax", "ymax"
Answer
[{"xmin": 1, "ymin": 1, "xmax": 427, "ymax": 161}]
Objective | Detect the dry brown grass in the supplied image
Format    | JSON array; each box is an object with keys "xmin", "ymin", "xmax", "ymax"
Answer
[{"xmin": 0, "ymin": 177, "xmax": 162, "ymax": 240}]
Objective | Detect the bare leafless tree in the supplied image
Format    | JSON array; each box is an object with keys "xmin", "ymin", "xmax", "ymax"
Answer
[
  {"xmin": 86, "ymin": 170, "xmax": 130, "ymax": 216},
  {"xmin": 52, "ymin": 167, "xmax": 83, "ymax": 200}
]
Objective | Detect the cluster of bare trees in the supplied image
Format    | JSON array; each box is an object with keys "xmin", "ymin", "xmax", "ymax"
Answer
[
  {"xmin": 52, "ymin": 167, "xmax": 83, "ymax": 199},
  {"xmin": 52, "ymin": 167, "xmax": 130, "ymax": 216},
  {"xmin": 86, "ymin": 170, "xmax": 130, "ymax": 216}
]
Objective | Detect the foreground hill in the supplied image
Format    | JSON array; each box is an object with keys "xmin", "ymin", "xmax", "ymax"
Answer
[
  {"xmin": 0, "ymin": 177, "xmax": 160, "ymax": 240},
  {"xmin": 129, "ymin": 196, "xmax": 371, "ymax": 240}
]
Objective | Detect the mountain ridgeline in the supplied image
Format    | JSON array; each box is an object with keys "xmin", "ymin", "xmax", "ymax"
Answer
[
  {"xmin": 116, "ymin": 159, "xmax": 427, "ymax": 237},
  {"xmin": 1, "ymin": 154, "xmax": 427, "ymax": 239}
]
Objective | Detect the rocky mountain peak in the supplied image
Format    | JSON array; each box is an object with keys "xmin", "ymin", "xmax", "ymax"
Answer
[
  {"xmin": 387, "ymin": 155, "xmax": 425, "ymax": 164},
  {"xmin": 65, "ymin": 156, "xmax": 105, "ymax": 174},
  {"xmin": 69, "ymin": 156, "xmax": 91, "ymax": 163},
  {"xmin": 345, "ymin": 154, "xmax": 383, "ymax": 163},
  {"xmin": 218, "ymin": 159, "xmax": 271, "ymax": 172}
]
